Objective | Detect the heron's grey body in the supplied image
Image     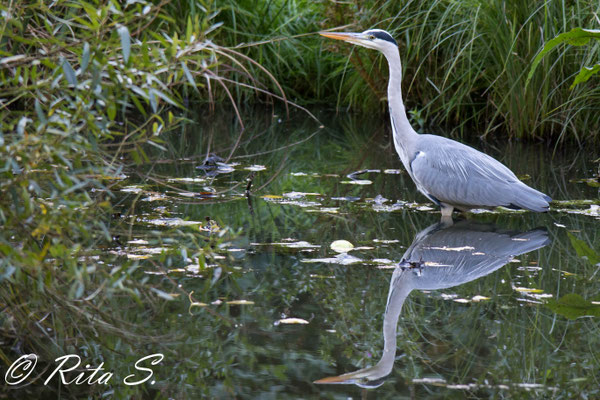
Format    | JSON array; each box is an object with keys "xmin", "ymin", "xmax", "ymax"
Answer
[{"xmin": 320, "ymin": 29, "xmax": 551, "ymax": 217}]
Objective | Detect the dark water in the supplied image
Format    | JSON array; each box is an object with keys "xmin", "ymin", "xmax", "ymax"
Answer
[{"xmin": 60, "ymin": 110, "xmax": 600, "ymax": 397}]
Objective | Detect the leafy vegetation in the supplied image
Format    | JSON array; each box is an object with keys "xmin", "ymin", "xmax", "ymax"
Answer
[
  {"xmin": 201, "ymin": 0, "xmax": 600, "ymax": 142},
  {"xmin": 0, "ymin": 1, "xmax": 283, "ymax": 397},
  {"xmin": 527, "ymin": 28, "xmax": 600, "ymax": 89}
]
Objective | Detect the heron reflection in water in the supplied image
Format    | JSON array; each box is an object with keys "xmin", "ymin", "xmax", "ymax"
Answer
[{"xmin": 315, "ymin": 220, "xmax": 550, "ymax": 388}]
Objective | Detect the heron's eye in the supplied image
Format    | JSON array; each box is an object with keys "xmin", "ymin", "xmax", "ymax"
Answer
[{"xmin": 368, "ymin": 35, "xmax": 376, "ymax": 40}]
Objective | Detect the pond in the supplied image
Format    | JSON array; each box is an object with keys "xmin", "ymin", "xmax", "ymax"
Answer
[{"xmin": 16, "ymin": 108, "xmax": 600, "ymax": 398}]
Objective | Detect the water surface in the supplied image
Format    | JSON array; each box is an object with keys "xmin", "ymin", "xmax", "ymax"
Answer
[{"xmin": 93, "ymin": 109, "xmax": 600, "ymax": 398}]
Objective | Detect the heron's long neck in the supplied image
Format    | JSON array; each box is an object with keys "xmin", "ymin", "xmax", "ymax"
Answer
[
  {"xmin": 376, "ymin": 270, "xmax": 413, "ymax": 372},
  {"xmin": 383, "ymin": 48, "xmax": 418, "ymax": 164}
]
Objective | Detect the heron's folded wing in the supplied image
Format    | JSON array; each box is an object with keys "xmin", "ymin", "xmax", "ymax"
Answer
[{"xmin": 410, "ymin": 138, "xmax": 520, "ymax": 208}]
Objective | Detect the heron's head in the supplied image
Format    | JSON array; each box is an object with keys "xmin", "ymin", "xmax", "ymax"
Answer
[{"xmin": 319, "ymin": 29, "xmax": 397, "ymax": 53}]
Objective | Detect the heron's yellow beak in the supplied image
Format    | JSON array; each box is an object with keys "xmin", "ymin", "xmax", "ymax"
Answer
[{"xmin": 319, "ymin": 32, "xmax": 364, "ymax": 44}]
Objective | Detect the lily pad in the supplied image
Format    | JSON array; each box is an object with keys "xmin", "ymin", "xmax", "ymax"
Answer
[
  {"xmin": 274, "ymin": 317, "xmax": 309, "ymax": 325},
  {"xmin": 330, "ymin": 240, "xmax": 354, "ymax": 253}
]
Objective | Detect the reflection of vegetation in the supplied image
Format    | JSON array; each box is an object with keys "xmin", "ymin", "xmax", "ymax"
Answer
[
  {"xmin": 567, "ymin": 232, "xmax": 600, "ymax": 267},
  {"xmin": 1, "ymin": 106, "xmax": 599, "ymax": 397},
  {"xmin": 546, "ymin": 293, "xmax": 600, "ymax": 320},
  {"xmin": 545, "ymin": 232, "xmax": 600, "ymax": 320}
]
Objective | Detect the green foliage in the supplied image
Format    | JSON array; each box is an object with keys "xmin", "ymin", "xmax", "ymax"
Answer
[
  {"xmin": 572, "ymin": 63, "xmax": 600, "ymax": 88},
  {"xmin": 0, "ymin": 0, "xmax": 285, "ymax": 281},
  {"xmin": 194, "ymin": 0, "xmax": 600, "ymax": 142},
  {"xmin": 0, "ymin": 2, "xmax": 282, "ymax": 396},
  {"xmin": 527, "ymin": 28, "xmax": 600, "ymax": 89}
]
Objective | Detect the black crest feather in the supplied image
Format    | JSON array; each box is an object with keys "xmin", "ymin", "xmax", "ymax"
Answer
[{"xmin": 366, "ymin": 30, "xmax": 397, "ymax": 46}]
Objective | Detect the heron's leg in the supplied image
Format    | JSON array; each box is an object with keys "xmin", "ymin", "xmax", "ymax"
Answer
[
  {"xmin": 440, "ymin": 205, "xmax": 454, "ymax": 225},
  {"xmin": 440, "ymin": 205, "xmax": 454, "ymax": 217}
]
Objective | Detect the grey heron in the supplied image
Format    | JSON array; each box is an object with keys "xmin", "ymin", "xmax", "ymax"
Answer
[
  {"xmin": 315, "ymin": 220, "xmax": 550, "ymax": 387},
  {"xmin": 320, "ymin": 30, "xmax": 552, "ymax": 218}
]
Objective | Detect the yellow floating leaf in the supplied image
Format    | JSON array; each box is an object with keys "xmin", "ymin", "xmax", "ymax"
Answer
[
  {"xmin": 188, "ymin": 291, "xmax": 209, "ymax": 314},
  {"xmin": 126, "ymin": 254, "xmax": 151, "ymax": 260},
  {"xmin": 514, "ymin": 287, "xmax": 544, "ymax": 293},
  {"xmin": 262, "ymin": 194, "xmax": 283, "ymax": 199},
  {"xmin": 330, "ymin": 240, "xmax": 354, "ymax": 253},
  {"xmin": 275, "ymin": 318, "xmax": 309, "ymax": 325},
  {"xmin": 340, "ymin": 179, "xmax": 372, "ymax": 185},
  {"xmin": 226, "ymin": 300, "xmax": 254, "ymax": 305},
  {"xmin": 453, "ymin": 298, "xmax": 470, "ymax": 303}
]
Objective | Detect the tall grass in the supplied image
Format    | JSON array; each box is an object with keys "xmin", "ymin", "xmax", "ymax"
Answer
[{"xmin": 193, "ymin": 0, "xmax": 600, "ymax": 143}]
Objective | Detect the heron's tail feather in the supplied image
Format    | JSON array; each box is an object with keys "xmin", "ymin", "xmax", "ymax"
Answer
[{"xmin": 510, "ymin": 183, "xmax": 551, "ymax": 212}]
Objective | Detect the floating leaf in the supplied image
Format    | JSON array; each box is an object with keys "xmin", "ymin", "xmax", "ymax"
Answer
[
  {"xmin": 274, "ymin": 318, "xmax": 309, "ymax": 325},
  {"xmin": 575, "ymin": 178, "xmax": 599, "ymax": 188},
  {"xmin": 283, "ymin": 191, "xmax": 321, "ymax": 199},
  {"xmin": 546, "ymin": 293, "xmax": 600, "ymax": 320},
  {"xmin": 302, "ymin": 253, "xmax": 362, "ymax": 265},
  {"xmin": 256, "ymin": 241, "xmax": 320, "ymax": 249},
  {"xmin": 226, "ymin": 300, "xmax": 254, "ymax": 305},
  {"xmin": 514, "ymin": 287, "xmax": 544, "ymax": 293},
  {"xmin": 146, "ymin": 218, "xmax": 202, "ymax": 227},
  {"xmin": 341, "ymin": 179, "xmax": 372, "ymax": 185},
  {"xmin": 330, "ymin": 240, "xmax": 354, "ymax": 253},
  {"xmin": 245, "ymin": 165, "xmax": 267, "ymax": 171}
]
